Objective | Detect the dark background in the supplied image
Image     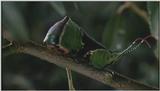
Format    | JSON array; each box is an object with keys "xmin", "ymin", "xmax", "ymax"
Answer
[{"xmin": 2, "ymin": 2, "xmax": 159, "ymax": 90}]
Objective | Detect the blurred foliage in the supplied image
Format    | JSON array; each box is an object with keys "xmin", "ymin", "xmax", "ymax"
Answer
[
  {"xmin": 2, "ymin": 2, "xmax": 29, "ymax": 41},
  {"xmin": 102, "ymin": 15, "xmax": 126, "ymax": 50},
  {"xmin": 50, "ymin": 2, "xmax": 66, "ymax": 16},
  {"xmin": 147, "ymin": 2, "xmax": 159, "ymax": 40},
  {"xmin": 147, "ymin": 2, "xmax": 159, "ymax": 60},
  {"xmin": 2, "ymin": 2, "xmax": 159, "ymax": 90}
]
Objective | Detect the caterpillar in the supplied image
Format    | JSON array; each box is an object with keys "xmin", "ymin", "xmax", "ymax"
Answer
[{"xmin": 43, "ymin": 16, "xmax": 151, "ymax": 69}]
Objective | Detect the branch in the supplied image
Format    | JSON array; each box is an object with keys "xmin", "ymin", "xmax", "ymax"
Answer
[
  {"xmin": 117, "ymin": 2, "xmax": 149, "ymax": 24},
  {"xmin": 2, "ymin": 41, "xmax": 158, "ymax": 90}
]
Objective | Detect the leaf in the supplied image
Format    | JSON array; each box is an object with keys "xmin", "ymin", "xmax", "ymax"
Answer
[
  {"xmin": 2, "ymin": 3, "xmax": 29, "ymax": 41},
  {"xmin": 102, "ymin": 15, "xmax": 126, "ymax": 50},
  {"xmin": 147, "ymin": 2, "xmax": 159, "ymax": 40},
  {"xmin": 50, "ymin": 2, "xmax": 66, "ymax": 16}
]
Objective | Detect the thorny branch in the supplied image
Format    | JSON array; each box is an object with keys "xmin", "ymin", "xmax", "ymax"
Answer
[{"xmin": 2, "ymin": 40, "xmax": 158, "ymax": 90}]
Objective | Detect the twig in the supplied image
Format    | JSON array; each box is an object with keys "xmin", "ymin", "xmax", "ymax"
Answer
[
  {"xmin": 2, "ymin": 41, "xmax": 158, "ymax": 90},
  {"xmin": 117, "ymin": 2, "xmax": 149, "ymax": 24},
  {"xmin": 66, "ymin": 64, "xmax": 76, "ymax": 91},
  {"xmin": 2, "ymin": 42, "xmax": 13, "ymax": 49}
]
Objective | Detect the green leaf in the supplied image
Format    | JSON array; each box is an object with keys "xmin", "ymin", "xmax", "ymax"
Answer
[
  {"xmin": 102, "ymin": 15, "xmax": 126, "ymax": 50},
  {"xmin": 147, "ymin": 2, "xmax": 159, "ymax": 40},
  {"xmin": 2, "ymin": 3, "xmax": 29, "ymax": 41},
  {"xmin": 50, "ymin": 2, "xmax": 66, "ymax": 16}
]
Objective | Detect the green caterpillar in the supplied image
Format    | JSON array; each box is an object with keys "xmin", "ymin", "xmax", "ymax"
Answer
[
  {"xmin": 43, "ymin": 16, "xmax": 151, "ymax": 69},
  {"xmin": 86, "ymin": 37, "xmax": 151, "ymax": 69}
]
